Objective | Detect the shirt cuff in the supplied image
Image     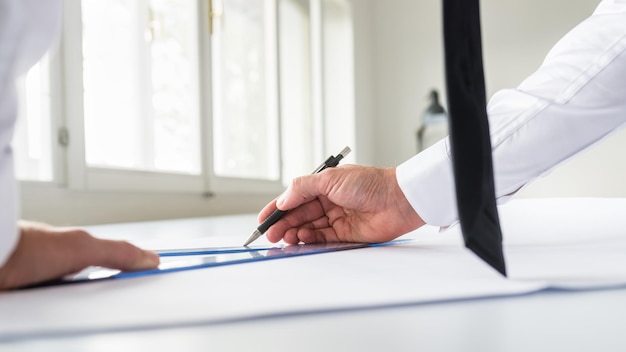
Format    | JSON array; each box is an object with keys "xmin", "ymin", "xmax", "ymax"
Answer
[
  {"xmin": 0, "ymin": 223, "xmax": 18, "ymax": 267},
  {"xmin": 0, "ymin": 157, "xmax": 19, "ymax": 267},
  {"xmin": 0, "ymin": 138, "xmax": 20, "ymax": 266},
  {"xmin": 395, "ymin": 139, "xmax": 459, "ymax": 227}
]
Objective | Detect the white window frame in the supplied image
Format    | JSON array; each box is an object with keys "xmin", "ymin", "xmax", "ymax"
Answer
[
  {"xmin": 61, "ymin": 0, "xmax": 206, "ymax": 194},
  {"xmin": 204, "ymin": 0, "xmax": 286, "ymax": 195},
  {"xmin": 19, "ymin": 0, "xmax": 355, "ymax": 200}
]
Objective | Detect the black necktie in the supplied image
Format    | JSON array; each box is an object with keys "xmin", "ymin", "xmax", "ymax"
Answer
[{"xmin": 442, "ymin": 0, "xmax": 507, "ymax": 276}]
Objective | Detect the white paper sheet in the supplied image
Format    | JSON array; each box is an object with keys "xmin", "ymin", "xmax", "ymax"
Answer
[{"xmin": 0, "ymin": 198, "xmax": 625, "ymax": 341}]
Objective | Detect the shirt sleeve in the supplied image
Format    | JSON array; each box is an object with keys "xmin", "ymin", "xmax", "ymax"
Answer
[
  {"xmin": 397, "ymin": 0, "xmax": 626, "ymax": 227},
  {"xmin": 0, "ymin": 0, "xmax": 62, "ymax": 265},
  {"xmin": 0, "ymin": 0, "xmax": 22, "ymax": 266},
  {"xmin": 0, "ymin": 105, "xmax": 19, "ymax": 266}
]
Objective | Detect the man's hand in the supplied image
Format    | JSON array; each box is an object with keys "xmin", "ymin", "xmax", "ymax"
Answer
[
  {"xmin": 259, "ymin": 165, "xmax": 425, "ymax": 245},
  {"xmin": 0, "ymin": 221, "xmax": 159, "ymax": 290}
]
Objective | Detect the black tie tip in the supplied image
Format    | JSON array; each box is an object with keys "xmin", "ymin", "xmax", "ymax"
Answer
[{"xmin": 465, "ymin": 241, "xmax": 507, "ymax": 277}]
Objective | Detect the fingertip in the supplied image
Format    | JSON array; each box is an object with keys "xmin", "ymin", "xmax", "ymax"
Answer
[
  {"xmin": 276, "ymin": 192, "xmax": 287, "ymax": 209},
  {"xmin": 258, "ymin": 199, "xmax": 279, "ymax": 222},
  {"xmin": 283, "ymin": 229, "xmax": 301, "ymax": 245},
  {"xmin": 265, "ymin": 230, "xmax": 282, "ymax": 244},
  {"xmin": 136, "ymin": 250, "xmax": 160, "ymax": 269},
  {"xmin": 96, "ymin": 240, "xmax": 160, "ymax": 271},
  {"xmin": 297, "ymin": 230, "xmax": 317, "ymax": 244}
]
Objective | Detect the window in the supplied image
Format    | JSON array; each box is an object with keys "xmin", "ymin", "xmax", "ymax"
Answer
[
  {"xmin": 15, "ymin": 0, "xmax": 355, "ymax": 200},
  {"xmin": 211, "ymin": 0, "xmax": 280, "ymax": 181},
  {"xmin": 279, "ymin": 0, "xmax": 316, "ymax": 183},
  {"xmin": 279, "ymin": 0, "xmax": 356, "ymax": 182},
  {"xmin": 81, "ymin": 0, "xmax": 200, "ymax": 175}
]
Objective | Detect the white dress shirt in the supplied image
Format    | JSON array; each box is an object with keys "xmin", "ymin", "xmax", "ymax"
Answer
[
  {"xmin": 0, "ymin": 0, "xmax": 62, "ymax": 265},
  {"xmin": 397, "ymin": 0, "xmax": 626, "ymax": 226}
]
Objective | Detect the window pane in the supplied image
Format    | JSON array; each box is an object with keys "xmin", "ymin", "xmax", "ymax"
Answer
[
  {"xmin": 212, "ymin": 0, "xmax": 280, "ymax": 180},
  {"xmin": 14, "ymin": 58, "xmax": 53, "ymax": 181},
  {"xmin": 81, "ymin": 0, "xmax": 200, "ymax": 174},
  {"xmin": 321, "ymin": 0, "xmax": 355, "ymax": 159},
  {"xmin": 279, "ymin": 0, "xmax": 315, "ymax": 182}
]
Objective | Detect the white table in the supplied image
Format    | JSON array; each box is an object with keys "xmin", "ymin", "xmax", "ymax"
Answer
[{"xmin": 2, "ymin": 198, "xmax": 626, "ymax": 352}]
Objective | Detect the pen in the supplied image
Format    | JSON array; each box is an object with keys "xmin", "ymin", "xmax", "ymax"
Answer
[{"xmin": 243, "ymin": 146, "xmax": 352, "ymax": 246}]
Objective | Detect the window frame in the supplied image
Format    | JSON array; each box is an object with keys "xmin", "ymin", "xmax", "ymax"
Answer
[
  {"xmin": 204, "ymin": 0, "xmax": 287, "ymax": 195},
  {"xmin": 18, "ymin": 0, "xmax": 355, "ymax": 200}
]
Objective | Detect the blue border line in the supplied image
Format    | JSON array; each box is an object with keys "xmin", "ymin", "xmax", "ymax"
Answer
[
  {"xmin": 115, "ymin": 243, "xmax": 371, "ymax": 279},
  {"xmin": 157, "ymin": 246, "xmax": 279, "ymax": 257},
  {"xmin": 118, "ymin": 239, "xmax": 415, "ymax": 280}
]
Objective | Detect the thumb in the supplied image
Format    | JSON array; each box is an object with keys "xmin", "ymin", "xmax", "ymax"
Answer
[{"xmin": 276, "ymin": 173, "xmax": 327, "ymax": 210}]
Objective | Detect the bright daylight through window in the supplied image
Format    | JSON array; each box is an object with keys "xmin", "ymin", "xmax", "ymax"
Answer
[
  {"xmin": 82, "ymin": 0, "xmax": 201, "ymax": 175},
  {"xmin": 14, "ymin": 0, "xmax": 355, "ymax": 195}
]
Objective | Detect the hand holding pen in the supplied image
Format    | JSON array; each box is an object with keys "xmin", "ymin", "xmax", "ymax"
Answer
[
  {"xmin": 244, "ymin": 147, "xmax": 352, "ymax": 246},
  {"xmin": 246, "ymin": 149, "xmax": 426, "ymax": 246}
]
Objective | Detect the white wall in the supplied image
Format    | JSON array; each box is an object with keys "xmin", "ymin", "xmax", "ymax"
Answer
[
  {"xmin": 19, "ymin": 182, "xmax": 273, "ymax": 226},
  {"xmin": 353, "ymin": 0, "xmax": 626, "ymax": 197}
]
